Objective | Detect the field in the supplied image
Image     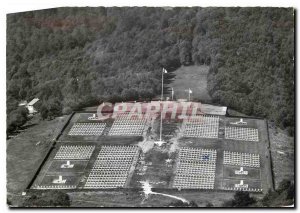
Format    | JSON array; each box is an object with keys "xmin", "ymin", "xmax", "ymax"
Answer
[
  {"xmin": 223, "ymin": 165, "xmax": 261, "ymax": 179},
  {"xmin": 6, "ymin": 115, "xmax": 69, "ymax": 206},
  {"xmin": 68, "ymin": 190, "xmax": 236, "ymax": 207},
  {"xmin": 7, "ymin": 107, "xmax": 289, "ymax": 207},
  {"xmin": 268, "ymin": 125, "xmax": 294, "ymax": 188},
  {"xmin": 166, "ymin": 65, "xmax": 212, "ymax": 102}
]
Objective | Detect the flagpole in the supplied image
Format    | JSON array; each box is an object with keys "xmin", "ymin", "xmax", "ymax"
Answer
[
  {"xmin": 188, "ymin": 88, "xmax": 190, "ymax": 101},
  {"xmin": 161, "ymin": 69, "xmax": 164, "ymax": 101},
  {"xmin": 160, "ymin": 69, "xmax": 164, "ymax": 142}
]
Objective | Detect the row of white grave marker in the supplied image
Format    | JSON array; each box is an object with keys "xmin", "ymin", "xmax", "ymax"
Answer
[
  {"xmin": 68, "ymin": 123, "xmax": 106, "ymax": 136},
  {"xmin": 173, "ymin": 147, "xmax": 217, "ymax": 189},
  {"xmin": 178, "ymin": 147, "xmax": 217, "ymax": 163},
  {"xmin": 84, "ymin": 145, "xmax": 139, "ymax": 189},
  {"xmin": 33, "ymin": 185, "xmax": 77, "ymax": 189},
  {"xmin": 54, "ymin": 145, "xmax": 95, "ymax": 160},
  {"xmin": 223, "ymin": 181, "xmax": 263, "ymax": 193},
  {"xmin": 225, "ymin": 127, "xmax": 259, "ymax": 142},
  {"xmin": 108, "ymin": 114, "xmax": 148, "ymax": 136},
  {"xmin": 223, "ymin": 151, "xmax": 260, "ymax": 168},
  {"xmin": 177, "ymin": 162, "xmax": 216, "ymax": 175},
  {"xmin": 183, "ymin": 115, "xmax": 219, "ymax": 138},
  {"xmin": 223, "ymin": 187, "xmax": 263, "ymax": 192},
  {"xmin": 173, "ymin": 175, "xmax": 215, "ymax": 189}
]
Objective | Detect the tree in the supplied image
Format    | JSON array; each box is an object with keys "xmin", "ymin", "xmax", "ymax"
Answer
[
  {"xmin": 222, "ymin": 191, "xmax": 256, "ymax": 207},
  {"xmin": 179, "ymin": 40, "xmax": 192, "ymax": 65},
  {"xmin": 40, "ymin": 98, "xmax": 62, "ymax": 120},
  {"xmin": 206, "ymin": 202, "xmax": 214, "ymax": 207},
  {"xmin": 6, "ymin": 7, "xmax": 294, "ymax": 136},
  {"xmin": 277, "ymin": 180, "xmax": 292, "ymax": 194},
  {"xmin": 139, "ymin": 89, "xmax": 154, "ymax": 101},
  {"xmin": 286, "ymin": 182, "xmax": 295, "ymax": 200},
  {"xmin": 260, "ymin": 180, "xmax": 294, "ymax": 207},
  {"xmin": 40, "ymin": 103, "xmax": 49, "ymax": 120},
  {"xmin": 121, "ymin": 88, "xmax": 139, "ymax": 101},
  {"xmin": 47, "ymin": 98, "xmax": 63, "ymax": 119},
  {"xmin": 23, "ymin": 190, "xmax": 70, "ymax": 207},
  {"xmin": 7, "ymin": 107, "xmax": 29, "ymax": 134},
  {"xmin": 261, "ymin": 190, "xmax": 279, "ymax": 207}
]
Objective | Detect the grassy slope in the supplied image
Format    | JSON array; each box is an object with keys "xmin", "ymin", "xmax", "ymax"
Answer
[
  {"xmin": 83, "ymin": 65, "xmax": 212, "ymax": 110},
  {"xmin": 7, "ymin": 115, "xmax": 68, "ymax": 206},
  {"xmin": 268, "ymin": 124, "xmax": 294, "ymax": 188},
  {"xmin": 166, "ymin": 65, "xmax": 211, "ymax": 102}
]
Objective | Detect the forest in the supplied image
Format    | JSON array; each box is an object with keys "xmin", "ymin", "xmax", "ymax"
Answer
[{"xmin": 6, "ymin": 7, "xmax": 294, "ymax": 135}]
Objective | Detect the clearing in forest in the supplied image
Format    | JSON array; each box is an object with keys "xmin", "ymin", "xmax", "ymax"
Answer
[{"xmin": 166, "ymin": 65, "xmax": 212, "ymax": 102}]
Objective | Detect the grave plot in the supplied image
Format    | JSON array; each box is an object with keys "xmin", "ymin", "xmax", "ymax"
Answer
[
  {"xmin": 182, "ymin": 115, "xmax": 219, "ymax": 138},
  {"xmin": 176, "ymin": 161, "xmax": 216, "ymax": 175},
  {"xmin": 84, "ymin": 145, "xmax": 139, "ymax": 189},
  {"xmin": 33, "ymin": 145, "xmax": 95, "ymax": 190},
  {"xmin": 226, "ymin": 117, "xmax": 258, "ymax": 129},
  {"xmin": 47, "ymin": 160, "xmax": 89, "ymax": 174},
  {"xmin": 222, "ymin": 151, "xmax": 262, "ymax": 192},
  {"xmin": 178, "ymin": 147, "xmax": 217, "ymax": 163},
  {"xmin": 223, "ymin": 165, "xmax": 261, "ymax": 179},
  {"xmin": 173, "ymin": 147, "xmax": 217, "ymax": 189},
  {"xmin": 32, "ymin": 175, "xmax": 80, "ymax": 189},
  {"xmin": 54, "ymin": 145, "xmax": 95, "ymax": 160},
  {"xmin": 68, "ymin": 123, "xmax": 106, "ymax": 136},
  {"xmin": 108, "ymin": 113, "xmax": 148, "ymax": 136},
  {"xmin": 225, "ymin": 127, "xmax": 259, "ymax": 142},
  {"xmin": 223, "ymin": 151, "xmax": 260, "ymax": 168}
]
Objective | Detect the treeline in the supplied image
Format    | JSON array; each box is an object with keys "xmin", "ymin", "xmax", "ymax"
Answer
[
  {"xmin": 6, "ymin": 7, "xmax": 294, "ymax": 134},
  {"xmin": 205, "ymin": 8, "xmax": 294, "ymax": 135}
]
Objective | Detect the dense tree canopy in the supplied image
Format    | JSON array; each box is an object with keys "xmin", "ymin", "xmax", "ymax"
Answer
[
  {"xmin": 7, "ymin": 7, "xmax": 294, "ymax": 134},
  {"xmin": 222, "ymin": 191, "xmax": 256, "ymax": 207},
  {"xmin": 23, "ymin": 190, "xmax": 70, "ymax": 207},
  {"xmin": 7, "ymin": 106, "xmax": 28, "ymax": 133}
]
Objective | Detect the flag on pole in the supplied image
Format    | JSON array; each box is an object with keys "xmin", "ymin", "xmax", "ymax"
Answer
[
  {"xmin": 163, "ymin": 68, "xmax": 168, "ymax": 73},
  {"xmin": 189, "ymin": 88, "xmax": 193, "ymax": 94},
  {"xmin": 171, "ymin": 87, "xmax": 174, "ymax": 95}
]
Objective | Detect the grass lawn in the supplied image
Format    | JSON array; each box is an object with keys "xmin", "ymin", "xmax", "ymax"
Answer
[
  {"xmin": 268, "ymin": 124, "xmax": 294, "ymax": 189},
  {"xmin": 166, "ymin": 65, "xmax": 212, "ymax": 102},
  {"xmin": 7, "ymin": 115, "xmax": 68, "ymax": 206},
  {"xmin": 68, "ymin": 189, "xmax": 236, "ymax": 207}
]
